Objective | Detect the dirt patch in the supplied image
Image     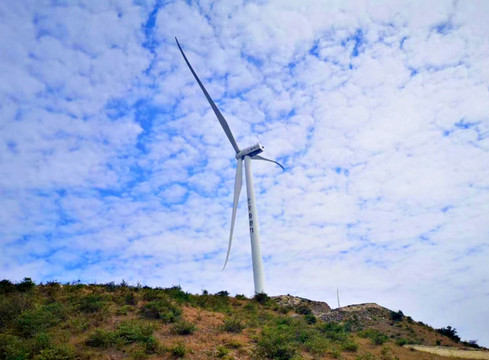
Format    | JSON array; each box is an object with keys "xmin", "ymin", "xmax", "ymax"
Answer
[{"xmin": 405, "ymin": 345, "xmax": 489, "ymax": 359}]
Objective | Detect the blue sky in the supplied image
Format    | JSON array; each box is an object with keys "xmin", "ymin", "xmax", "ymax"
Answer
[{"xmin": 1, "ymin": 0, "xmax": 489, "ymax": 346}]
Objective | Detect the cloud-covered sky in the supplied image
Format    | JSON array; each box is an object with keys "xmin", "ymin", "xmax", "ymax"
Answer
[{"xmin": 1, "ymin": 0, "xmax": 488, "ymax": 346}]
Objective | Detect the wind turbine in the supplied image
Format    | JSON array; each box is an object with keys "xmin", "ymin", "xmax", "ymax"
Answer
[{"xmin": 175, "ymin": 38, "xmax": 284, "ymax": 294}]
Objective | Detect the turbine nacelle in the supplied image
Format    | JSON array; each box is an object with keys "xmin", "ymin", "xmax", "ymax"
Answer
[{"xmin": 236, "ymin": 143, "xmax": 264, "ymax": 159}]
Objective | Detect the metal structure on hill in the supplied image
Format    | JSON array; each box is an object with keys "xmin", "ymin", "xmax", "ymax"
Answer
[{"xmin": 175, "ymin": 37, "xmax": 284, "ymax": 294}]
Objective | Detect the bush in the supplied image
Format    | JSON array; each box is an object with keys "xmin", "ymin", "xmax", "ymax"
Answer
[
  {"xmin": 16, "ymin": 304, "xmax": 65, "ymax": 337},
  {"xmin": 115, "ymin": 321, "xmax": 154, "ymax": 344},
  {"xmin": 171, "ymin": 321, "xmax": 196, "ymax": 335},
  {"xmin": 0, "ymin": 279, "xmax": 16, "ymax": 294},
  {"xmin": 436, "ymin": 326, "xmax": 460, "ymax": 342},
  {"xmin": 215, "ymin": 291, "xmax": 229, "ymax": 297},
  {"xmin": 125, "ymin": 292, "xmax": 137, "ymax": 305},
  {"xmin": 17, "ymin": 278, "xmax": 36, "ymax": 293},
  {"xmin": 317, "ymin": 322, "xmax": 349, "ymax": 342},
  {"xmin": 34, "ymin": 345, "xmax": 75, "ymax": 360},
  {"xmin": 304, "ymin": 313, "xmax": 316, "ymax": 324},
  {"xmin": 0, "ymin": 333, "xmax": 29, "ymax": 359},
  {"xmin": 140, "ymin": 298, "xmax": 182, "ymax": 323},
  {"xmin": 390, "ymin": 310, "xmax": 403, "ymax": 322},
  {"xmin": 86, "ymin": 329, "xmax": 115, "ymax": 347},
  {"xmin": 358, "ymin": 329, "xmax": 388, "ymax": 345},
  {"xmin": 77, "ymin": 294, "xmax": 105, "ymax": 313},
  {"xmin": 342, "ymin": 340, "xmax": 359, "ymax": 352},
  {"xmin": 170, "ymin": 342, "xmax": 186, "ymax": 358},
  {"xmin": 295, "ymin": 305, "xmax": 312, "ymax": 315},
  {"xmin": 395, "ymin": 338, "xmax": 408, "ymax": 346},
  {"xmin": 235, "ymin": 294, "xmax": 247, "ymax": 300},
  {"xmin": 253, "ymin": 293, "xmax": 270, "ymax": 305},
  {"xmin": 164, "ymin": 286, "xmax": 190, "ymax": 303},
  {"xmin": 222, "ymin": 317, "xmax": 245, "ymax": 333},
  {"xmin": 0, "ymin": 293, "xmax": 32, "ymax": 328}
]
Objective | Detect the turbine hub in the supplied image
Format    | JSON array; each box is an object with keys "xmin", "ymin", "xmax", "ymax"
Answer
[{"xmin": 236, "ymin": 143, "xmax": 264, "ymax": 159}]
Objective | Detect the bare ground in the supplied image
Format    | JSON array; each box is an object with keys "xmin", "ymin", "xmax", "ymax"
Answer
[{"xmin": 405, "ymin": 345, "xmax": 489, "ymax": 359}]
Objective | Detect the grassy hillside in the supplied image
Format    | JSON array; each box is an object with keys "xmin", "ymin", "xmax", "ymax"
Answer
[{"xmin": 0, "ymin": 278, "xmax": 483, "ymax": 360}]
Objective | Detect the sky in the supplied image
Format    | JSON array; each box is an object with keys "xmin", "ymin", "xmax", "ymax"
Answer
[{"xmin": 1, "ymin": 0, "xmax": 488, "ymax": 346}]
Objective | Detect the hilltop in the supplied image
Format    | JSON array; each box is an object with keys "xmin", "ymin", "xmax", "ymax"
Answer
[{"xmin": 0, "ymin": 278, "xmax": 487, "ymax": 360}]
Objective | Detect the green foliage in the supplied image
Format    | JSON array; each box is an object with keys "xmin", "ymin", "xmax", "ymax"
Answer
[
  {"xmin": 0, "ymin": 293, "xmax": 32, "ymax": 328},
  {"xmin": 77, "ymin": 294, "xmax": 105, "ymax": 313},
  {"xmin": 16, "ymin": 303, "xmax": 66, "ymax": 337},
  {"xmin": 163, "ymin": 286, "xmax": 191, "ymax": 303},
  {"xmin": 86, "ymin": 321, "xmax": 154, "ymax": 348},
  {"xmin": 342, "ymin": 340, "xmax": 359, "ymax": 352},
  {"xmin": 34, "ymin": 345, "xmax": 75, "ymax": 360},
  {"xmin": 316, "ymin": 322, "xmax": 349, "ymax": 342},
  {"xmin": 235, "ymin": 294, "xmax": 247, "ymax": 300},
  {"xmin": 170, "ymin": 321, "xmax": 196, "ymax": 335},
  {"xmin": 169, "ymin": 342, "xmax": 186, "ymax": 358},
  {"xmin": 295, "ymin": 305, "xmax": 311, "ymax": 315},
  {"xmin": 0, "ymin": 333, "xmax": 29, "ymax": 360},
  {"xmin": 124, "ymin": 292, "xmax": 137, "ymax": 305},
  {"xmin": 216, "ymin": 345, "xmax": 229, "ymax": 358},
  {"xmin": 389, "ymin": 310, "xmax": 403, "ymax": 322},
  {"xmin": 140, "ymin": 298, "xmax": 182, "ymax": 323},
  {"xmin": 436, "ymin": 326, "xmax": 460, "ymax": 342},
  {"xmin": 17, "ymin": 278, "xmax": 36, "ymax": 293},
  {"xmin": 222, "ymin": 317, "xmax": 245, "ymax": 333},
  {"xmin": 0, "ymin": 280, "xmax": 16, "ymax": 294},
  {"xmin": 304, "ymin": 314, "xmax": 316, "ymax": 324},
  {"xmin": 358, "ymin": 329, "xmax": 388, "ymax": 345},
  {"xmin": 395, "ymin": 338, "xmax": 407, "ymax": 346},
  {"xmin": 253, "ymin": 292, "xmax": 270, "ymax": 305},
  {"xmin": 85, "ymin": 329, "xmax": 115, "ymax": 347},
  {"xmin": 356, "ymin": 352, "xmax": 377, "ymax": 360},
  {"xmin": 115, "ymin": 321, "xmax": 154, "ymax": 344},
  {"xmin": 195, "ymin": 293, "xmax": 231, "ymax": 312},
  {"xmin": 255, "ymin": 317, "xmax": 357, "ymax": 359}
]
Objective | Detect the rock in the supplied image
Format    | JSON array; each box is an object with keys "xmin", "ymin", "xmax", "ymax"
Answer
[{"xmin": 272, "ymin": 295, "xmax": 332, "ymax": 317}]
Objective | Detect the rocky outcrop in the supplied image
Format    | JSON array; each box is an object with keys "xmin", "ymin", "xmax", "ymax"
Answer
[
  {"xmin": 272, "ymin": 295, "xmax": 332, "ymax": 317},
  {"xmin": 320, "ymin": 303, "xmax": 391, "ymax": 325}
]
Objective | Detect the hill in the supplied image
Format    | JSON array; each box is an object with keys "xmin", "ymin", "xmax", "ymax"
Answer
[{"xmin": 0, "ymin": 278, "xmax": 487, "ymax": 360}]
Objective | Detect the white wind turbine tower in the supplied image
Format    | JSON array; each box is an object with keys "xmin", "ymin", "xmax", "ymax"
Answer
[{"xmin": 176, "ymin": 38, "xmax": 284, "ymax": 294}]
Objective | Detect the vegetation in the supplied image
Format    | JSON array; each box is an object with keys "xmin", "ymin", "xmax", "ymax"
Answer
[{"xmin": 0, "ymin": 279, "xmax": 481, "ymax": 360}]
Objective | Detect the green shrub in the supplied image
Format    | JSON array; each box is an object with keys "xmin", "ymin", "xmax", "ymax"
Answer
[
  {"xmin": 117, "ymin": 305, "xmax": 133, "ymax": 315},
  {"xmin": 170, "ymin": 342, "xmax": 186, "ymax": 358},
  {"xmin": 30, "ymin": 332, "xmax": 52, "ymax": 354},
  {"xmin": 253, "ymin": 293, "xmax": 270, "ymax": 305},
  {"xmin": 304, "ymin": 314, "xmax": 316, "ymax": 324},
  {"xmin": 358, "ymin": 329, "xmax": 388, "ymax": 345},
  {"xmin": 222, "ymin": 317, "xmax": 245, "ymax": 333},
  {"xmin": 77, "ymin": 295, "xmax": 105, "ymax": 313},
  {"xmin": 0, "ymin": 293, "xmax": 32, "ymax": 328},
  {"xmin": 235, "ymin": 294, "xmax": 247, "ymax": 300},
  {"xmin": 85, "ymin": 329, "xmax": 115, "ymax": 347},
  {"xmin": 341, "ymin": 340, "xmax": 359, "ymax": 352},
  {"xmin": 171, "ymin": 321, "xmax": 196, "ymax": 335},
  {"xmin": 115, "ymin": 321, "xmax": 154, "ymax": 344},
  {"xmin": 216, "ymin": 345, "xmax": 229, "ymax": 358},
  {"xmin": 195, "ymin": 294, "xmax": 231, "ymax": 312},
  {"xmin": 140, "ymin": 298, "xmax": 182, "ymax": 323},
  {"xmin": 17, "ymin": 278, "xmax": 36, "ymax": 293},
  {"xmin": 16, "ymin": 304, "xmax": 64, "ymax": 337},
  {"xmin": 395, "ymin": 338, "xmax": 407, "ymax": 346},
  {"xmin": 317, "ymin": 322, "xmax": 349, "ymax": 341},
  {"xmin": 34, "ymin": 345, "xmax": 75, "ymax": 360},
  {"xmin": 356, "ymin": 352, "xmax": 377, "ymax": 360},
  {"xmin": 0, "ymin": 333, "xmax": 29, "ymax": 360},
  {"xmin": 390, "ymin": 310, "xmax": 403, "ymax": 322},
  {"xmin": 143, "ymin": 336, "xmax": 161, "ymax": 354},
  {"xmin": 125, "ymin": 292, "xmax": 137, "ymax": 305},
  {"xmin": 163, "ymin": 286, "xmax": 190, "ymax": 303},
  {"xmin": 295, "ymin": 305, "xmax": 311, "ymax": 315},
  {"xmin": 0, "ymin": 279, "xmax": 16, "ymax": 294}
]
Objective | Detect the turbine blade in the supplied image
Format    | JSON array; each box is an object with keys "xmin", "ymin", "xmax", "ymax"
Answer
[
  {"xmin": 223, "ymin": 158, "xmax": 243, "ymax": 270},
  {"xmin": 251, "ymin": 155, "xmax": 285, "ymax": 170},
  {"xmin": 175, "ymin": 37, "xmax": 240, "ymax": 153}
]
